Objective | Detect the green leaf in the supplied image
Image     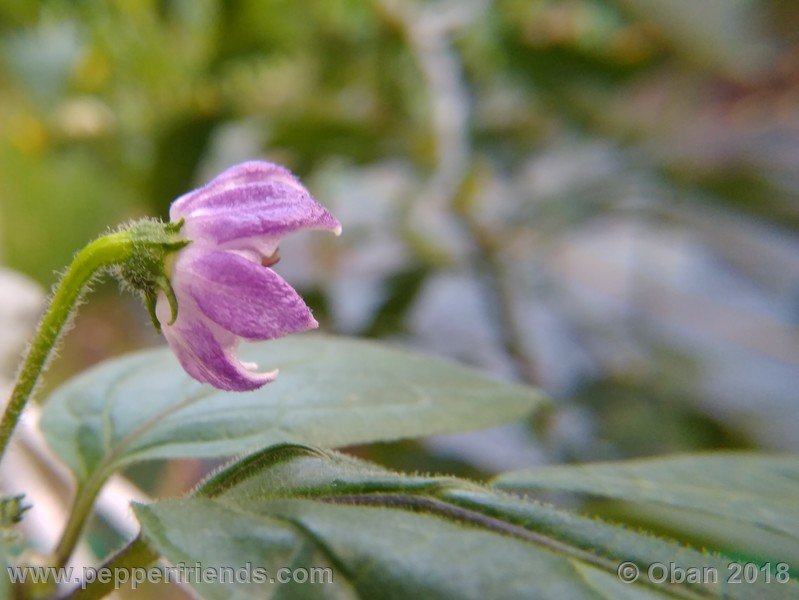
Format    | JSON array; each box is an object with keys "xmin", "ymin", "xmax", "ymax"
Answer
[
  {"xmin": 494, "ymin": 453, "xmax": 799, "ymax": 567},
  {"xmin": 134, "ymin": 444, "xmax": 796, "ymax": 600},
  {"xmin": 41, "ymin": 334, "xmax": 543, "ymax": 485}
]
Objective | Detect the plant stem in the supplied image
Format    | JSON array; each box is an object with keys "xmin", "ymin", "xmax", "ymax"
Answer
[
  {"xmin": 63, "ymin": 536, "xmax": 158, "ymax": 600},
  {"xmin": 458, "ymin": 210, "xmax": 539, "ymax": 385},
  {"xmin": 53, "ymin": 475, "xmax": 107, "ymax": 568},
  {"xmin": 0, "ymin": 232, "xmax": 133, "ymax": 460}
]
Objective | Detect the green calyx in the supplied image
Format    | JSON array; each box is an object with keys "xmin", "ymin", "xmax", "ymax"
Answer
[{"xmin": 113, "ymin": 218, "xmax": 190, "ymax": 332}]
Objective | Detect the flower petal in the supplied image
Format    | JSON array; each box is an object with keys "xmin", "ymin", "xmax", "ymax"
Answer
[
  {"xmin": 172, "ymin": 320, "xmax": 276, "ymax": 391},
  {"xmin": 175, "ymin": 180, "xmax": 340, "ymax": 253},
  {"xmin": 171, "ymin": 161, "xmax": 303, "ymax": 219},
  {"xmin": 156, "ymin": 290, "xmax": 277, "ymax": 391},
  {"xmin": 184, "ymin": 249, "xmax": 318, "ymax": 340},
  {"xmin": 159, "ymin": 160, "xmax": 340, "ymax": 391}
]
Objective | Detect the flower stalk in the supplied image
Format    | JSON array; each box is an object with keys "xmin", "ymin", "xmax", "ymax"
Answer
[
  {"xmin": 0, "ymin": 223, "xmax": 187, "ymax": 462},
  {"xmin": 0, "ymin": 232, "xmax": 132, "ymax": 460}
]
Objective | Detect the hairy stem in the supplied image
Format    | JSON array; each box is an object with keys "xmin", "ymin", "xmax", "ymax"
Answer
[
  {"xmin": 63, "ymin": 536, "xmax": 158, "ymax": 600},
  {"xmin": 0, "ymin": 232, "xmax": 133, "ymax": 460}
]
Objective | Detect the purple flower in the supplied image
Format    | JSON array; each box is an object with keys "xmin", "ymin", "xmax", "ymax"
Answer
[{"xmin": 155, "ymin": 161, "xmax": 340, "ymax": 391}]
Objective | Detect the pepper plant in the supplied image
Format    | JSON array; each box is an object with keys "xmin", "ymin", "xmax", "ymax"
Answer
[{"xmin": 0, "ymin": 162, "xmax": 796, "ymax": 600}]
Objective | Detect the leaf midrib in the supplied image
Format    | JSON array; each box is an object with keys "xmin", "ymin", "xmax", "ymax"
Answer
[{"xmin": 220, "ymin": 492, "xmax": 710, "ymax": 600}]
